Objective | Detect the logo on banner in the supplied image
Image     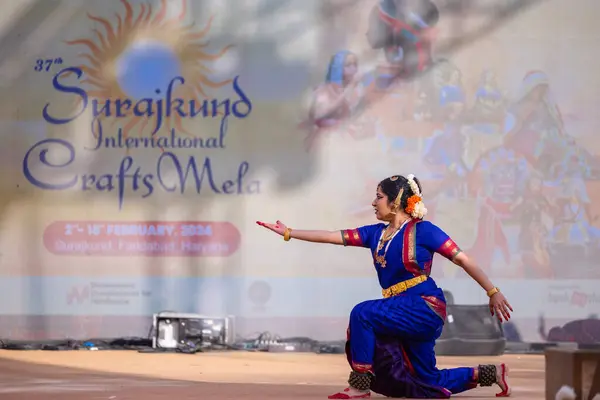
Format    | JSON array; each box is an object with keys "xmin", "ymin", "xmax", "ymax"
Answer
[
  {"xmin": 67, "ymin": 285, "xmax": 90, "ymax": 305},
  {"xmin": 66, "ymin": 282, "xmax": 152, "ymax": 305},
  {"xmin": 23, "ymin": 0, "xmax": 260, "ymax": 209}
]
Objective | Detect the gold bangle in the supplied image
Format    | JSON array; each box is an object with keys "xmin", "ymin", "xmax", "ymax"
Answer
[
  {"xmin": 283, "ymin": 228, "xmax": 292, "ymax": 242},
  {"xmin": 487, "ymin": 287, "xmax": 500, "ymax": 297}
]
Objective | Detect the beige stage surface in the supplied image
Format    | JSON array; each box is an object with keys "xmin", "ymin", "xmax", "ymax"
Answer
[{"xmin": 0, "ymin": 350, "xmax": 544, "ymax": 399}]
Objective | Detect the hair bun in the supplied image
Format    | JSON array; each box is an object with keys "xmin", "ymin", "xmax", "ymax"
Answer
[{"xmin": 405, "ymin": 174, "xmax": 427, "ymax": 219}]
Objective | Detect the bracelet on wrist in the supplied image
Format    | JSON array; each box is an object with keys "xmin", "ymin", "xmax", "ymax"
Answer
[{"xmin": 283, "ymin": 228, "xmax": 293, "ymax": 242}]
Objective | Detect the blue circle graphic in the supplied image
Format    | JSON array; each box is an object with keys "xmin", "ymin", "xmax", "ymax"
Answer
[{"xmin": 116, "ymin": 41, "xmax": 181, "ymax": 100}]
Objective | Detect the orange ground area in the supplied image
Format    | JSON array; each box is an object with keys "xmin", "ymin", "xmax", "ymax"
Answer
[{"xmin": 0, "ymin": 350, "xmax": 544, "ymax": 399}]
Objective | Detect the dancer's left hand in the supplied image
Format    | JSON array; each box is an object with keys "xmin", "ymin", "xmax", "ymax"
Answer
[{"xmin": 489, "ymin": 292, "xmax": 513, "ymax": 322}]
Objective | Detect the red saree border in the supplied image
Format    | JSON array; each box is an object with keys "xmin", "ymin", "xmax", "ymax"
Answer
[
  {"xmin": 402, "ymin": 220, "xmax": 422, "ymax": 276},
  {"xmin": 437, "ymin": 238, "xmax": 462, "ymax": 261},
  {"xmin": 422, "ymin": 295, "xmax": 447, "ymax": 321},
  {"xmin": 342, "ymin": 229, "xmax": 363, "ymax": 247}
]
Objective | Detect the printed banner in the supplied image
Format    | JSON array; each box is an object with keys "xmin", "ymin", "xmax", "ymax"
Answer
[{"xmin": 0, "ymin": 0, "xmax": 599, "ymax": 342}]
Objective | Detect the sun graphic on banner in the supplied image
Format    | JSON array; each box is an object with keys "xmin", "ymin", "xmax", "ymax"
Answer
[{"xmin": 65, "ymin": 0, "xmax": 232, "ymax": 140}]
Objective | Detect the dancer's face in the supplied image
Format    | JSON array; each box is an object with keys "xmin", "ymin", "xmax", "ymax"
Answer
[{"xmin": 372, "ymin": 186, "xmax": 394, "ymax": 221}]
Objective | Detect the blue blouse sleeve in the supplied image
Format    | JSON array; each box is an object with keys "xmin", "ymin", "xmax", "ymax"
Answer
[
  {"xmin": 418, "ymin": 221, "xmax": 462, "ymax": 261},
  {"xmin": 341, "ymin": 224, "xmax": 382, "ymax": 248}
]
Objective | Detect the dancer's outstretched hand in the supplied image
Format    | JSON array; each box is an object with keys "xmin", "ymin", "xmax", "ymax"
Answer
[
  {"xmin": 256, "ymin": 220, "xmax": 288, "ymax": 236},
  {"xmin": 489, "ymin": 292, "xmax": 513, "ymax": 323}
]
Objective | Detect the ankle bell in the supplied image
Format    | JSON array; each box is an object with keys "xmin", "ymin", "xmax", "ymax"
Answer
[
  {"xmin": 348, "ymin": 370, "xmax": 373, "ymax": 391},
  {"xmin": 477, "ymin": 364, "xmax": 497, "ymax": 387}
]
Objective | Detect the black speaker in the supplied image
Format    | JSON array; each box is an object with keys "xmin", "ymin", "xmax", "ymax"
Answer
[{"xmin": 435, "ymin": 304, "xmax": 506, "ymax": 356}]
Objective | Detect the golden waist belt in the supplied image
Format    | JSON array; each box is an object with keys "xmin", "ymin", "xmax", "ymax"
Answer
[{"xmin": 382, "ymin": 275, "xmax": 427, "ymax": 298}]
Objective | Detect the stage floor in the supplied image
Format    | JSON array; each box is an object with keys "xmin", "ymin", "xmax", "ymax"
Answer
[{"xmin": 0, "ymin": 350, "xmax": 544, "ymax": 399}]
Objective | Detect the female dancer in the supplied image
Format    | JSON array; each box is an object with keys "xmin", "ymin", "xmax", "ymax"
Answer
[{"xmin": 257, "ymin": 174, "xmax": 513, "ymax": 399}]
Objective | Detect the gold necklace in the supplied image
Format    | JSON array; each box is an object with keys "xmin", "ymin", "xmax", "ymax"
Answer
[
  {"xmin": 376, "ymin": 227, "xmax": 397, "ymax": 251},
  {"xmin": 376, "ymin": 219, "xmax": 409, "ymax": 251},
  {"xmin": 374, "ymin": 220, "xmax": 409, "ymax": 267},
  {"xmin": 381, "ymin": 228, "xmax": 398, "ymax": 242}
]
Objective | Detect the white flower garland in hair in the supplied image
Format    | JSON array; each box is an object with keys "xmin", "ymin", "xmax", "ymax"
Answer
[
  {"xmin": 406, "ymin": 174, "xmax": 421, "ymax": 196},
  {"xmin": 406, "ymin": 174, "xmax": 428, "ymax": 219}
]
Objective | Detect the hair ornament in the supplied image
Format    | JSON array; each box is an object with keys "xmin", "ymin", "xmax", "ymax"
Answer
[{"xmin": 405, "ymin": 174, "xmax": 427, "ymax": 219}]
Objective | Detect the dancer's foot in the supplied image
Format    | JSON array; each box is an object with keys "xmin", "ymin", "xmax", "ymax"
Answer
[
  {"xmin": 478, "ymin": 363, "xmax": 511, "ymax": 397},
  {"xmin": 327, "ymin": 387, "xmax": 371, "ymax": 399},
  {"xmin": 494, "ymin": 363, "xmax": 511, "ymax": 397}
]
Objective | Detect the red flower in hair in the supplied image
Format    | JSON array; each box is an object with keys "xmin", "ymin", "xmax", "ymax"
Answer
[{"xmin": 405, "ymin": 195, "xmax": 421, "ymax": 216}]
